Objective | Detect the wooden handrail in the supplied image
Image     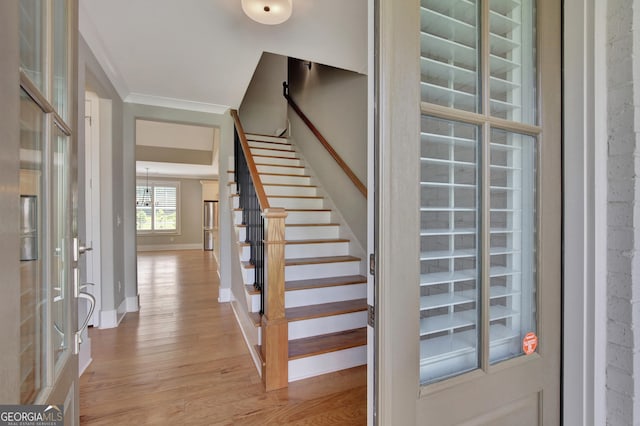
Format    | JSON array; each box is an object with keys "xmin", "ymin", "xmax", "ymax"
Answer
[
  {"xmin": 230, "ymin": 109, "xmax": 270, "ymax": 210},
  {"xmin": 282, "ymin": 82, "xmax": 367, "ymax": 197}
]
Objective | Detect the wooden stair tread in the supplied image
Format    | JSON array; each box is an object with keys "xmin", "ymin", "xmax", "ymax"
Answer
[
  {"xmin": 286, "ymin": 223, "xmax": 339, "ymax": 227},
  {"xmin": 286, "ymin": 275, "xmax": 367, "ymax": 291},
  {"xmin": 258, "ymin": 172, "xmax": 311, "ymax": 178},
  {"xmin": 287, "ymin": 299, "xmax": 367, "ymax": 322},
  {"xmin": 255, "ymin": 163, "xmax": 306, "ymax": 169},
  {"xmin": 253, "ymin": 154, "xmax": 301, "ymax": 161},
  {"xmin": 243, "ymin": 255, "xmax": 359, "ymax": 269},
  {"xmin": 288, "ymin": 328, "xmax": 367, "ymax": 360},
  {"xmin": 263, "ymin": 183, "xmax": 317, "ymax": 188},
  {"xmin": 247, "ymin": 140, "xmax": 291, "ymax": 147},
  {"xmin": 286, "ymin": 255, "xmax": 360, "ymax": 266},
  {"xmin": 268, "ymin": 195, "xmax": 322, "ymax": 199},
  {"xmin": 249, "ymin": 146, "xmax": 297, "ymax": 154},
  {"xmin": 245, "ymin": 284, "xmax": 260, "ymax": 295},
  {"xmin": 249, "ymin": 312, "xmax": 262, "ymax": 327}
]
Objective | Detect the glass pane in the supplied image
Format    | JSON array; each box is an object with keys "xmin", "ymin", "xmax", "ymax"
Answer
[
  {"xmin": 52, "ymin": 0, "xmax": 69, "ymax": 121},
  {"xmin": 420, "ymin": 0, "xmax": 480, "ymax": 112},
  {"xmin": 136, "ymin": 185, "xmax": 152, "ymax": 231},
  {"xmin": 52, "ymin": 124, "xmax": 71, "ymax": 367},
  {"xmin": 489, "ymin": 0, "xmax": 537, "ymax": 124},
  {"xmin": 420, "ymin": 116, "xmax": 480, "ymax": 383},
  {"xmin": 489, "ymin": 129, "xmax": 536, "ymax": 363},
  {"xmin": 19, "ymin": 0, "xmax": 46, "ymax": 92},
  {"xmin": 19, "ymin": 89, "xmax": 46, "ymax": 403},
  {"xmin": 154, "ymin": 186, "xmax": 177, "ymax": 230}
]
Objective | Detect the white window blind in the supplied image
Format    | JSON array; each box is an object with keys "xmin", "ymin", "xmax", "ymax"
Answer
[
  {"xmin": 136, "ymin": 181, "xmax": 179, "ymax": 233},
  {"xmin": 420, "ymin": 0, "xmax": 537, "ymax": 384}
]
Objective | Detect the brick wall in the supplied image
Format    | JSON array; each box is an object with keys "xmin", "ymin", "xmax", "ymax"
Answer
[{"xmin": 607, "ymin": 0, "xmax": 640, "ymax": 424}]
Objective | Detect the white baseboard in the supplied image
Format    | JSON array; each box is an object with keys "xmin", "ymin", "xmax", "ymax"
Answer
[
  {"xmin": 78, "ymin": 337, "xmax": 92, "ymax": 376},
  {"xmin": 99, "ymin": 310, "xmax": 118, "ymax": 329},
  {"xmin": 126, "ymin": 295, "xmax": 139, "ymax": 312},
  {"xmin": 100, "ymin": 299, "xmax": 127, "ymax": 329},
  {"xmin": 218, "ymin": 287, "xmax": 232, "ymax": 303},
  {"xmin": 230, "ymin": 299, "xmax": 262, "ymax": 377},
  {"xmin": 137, "ymin": 243, "xmax": 202, "ymax": 252}
]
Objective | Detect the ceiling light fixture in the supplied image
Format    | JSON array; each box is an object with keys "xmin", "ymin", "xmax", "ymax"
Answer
[{"xmin": 241, "ymin": 0, "xmax": 292, "ymax": 25}]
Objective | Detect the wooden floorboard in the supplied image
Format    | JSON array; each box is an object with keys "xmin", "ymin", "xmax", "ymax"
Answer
[{"xmin": 80, "ymin": 250, "xmax": 366, "ymax": 425}]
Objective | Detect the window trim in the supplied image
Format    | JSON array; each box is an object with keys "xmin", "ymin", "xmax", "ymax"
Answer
[{"xmin": 135, "ymin": 180, "xmax": 181, "ymax": 235}]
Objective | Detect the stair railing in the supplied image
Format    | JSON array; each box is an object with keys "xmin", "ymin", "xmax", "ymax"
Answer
[
  {"xmin": 282, "ymin": 81, "xmax": 367, "ymax": 197},
  {"xmin": 231, "ymin": 110, "xmax": 289, "ymax": 391}
]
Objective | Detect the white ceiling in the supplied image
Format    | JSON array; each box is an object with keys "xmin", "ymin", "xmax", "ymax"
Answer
[{"xmin": 79, "ymin": 0, "xmax": 368, "ymax": 113}]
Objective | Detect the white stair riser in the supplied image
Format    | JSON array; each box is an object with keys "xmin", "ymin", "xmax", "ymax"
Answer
[
  {"xmin": 285, "ymin": 211, "xmax": 332, "ymax": 224},
  {"xmin": 264, "ymin": 185, "xmax": 317, "ymax": 197},
  {"xmin": 260, "ymin": 174, "xmax": 311, "ymax": 186},
  {"xmin": 268, "ymin": 197, "xmax": 323, "ymax": 209},
  {"xmin": 254, "ymin": 156, "xmax": 302, "ymax": 167},
  {"xmin": 231, "ymin": 196, "xmax": 239, "ymax": 209},
  {"xmin": 240, "ymin": 241, "xmax": 349, "ymax": 261},
  {"xmin": 286, "ymin": 283, "xmax": 367, "ymax": 308},
  {"xmin": 286, "ymin": 242, "xmax": 349, "ymax": 258},
  {"xmin": 246, "ymin": 134, "xmax": 290, "ymax": 144},
  {"xmin": 257, "ymin": 164, "xmax": 306, "ymax": 175},
  {"xmin": 288, "ymin": 345, "xmax": 366, "ymax": 382},
  {"xmin": 247, "ymin": 290, "xmax": 261, "ymax": 313},
  {"xmin": 233, "ymin": 210, "xmax": 242, "ymax": 225},
  {"xmin": 286, "ymin": 226, "xmax": 339, "ymax": 240},
  {"xmin": 250, "ymin": 148, "xmax": 298, "ymax": 158},
  {"xmin": 288, "ymin": 311, "xmax": 367, "ymax": 340},
  {"xmin": 236, "ymin": 226, "xmax": 246, "ymax": 241},
  {"xmin": 285, "ymin": 261, "xmax": 360, "ymax": 282},
  {"xmin": 249, "ymin": 141, "xmax": 294, "ymax": 150}
]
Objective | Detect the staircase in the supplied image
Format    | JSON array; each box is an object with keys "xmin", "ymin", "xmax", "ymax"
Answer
[{"xmin": 229, "ymin": 133, "xmax": 368, "ymax": 383}]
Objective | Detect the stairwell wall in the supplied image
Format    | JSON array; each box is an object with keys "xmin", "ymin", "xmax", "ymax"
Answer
[
  {"xmin": 239, "ymin": 52, "xmax": 288, "ymax": 135},
  {"xmin": 287, "ymin": 58, "xmax": 368, "ymax": 247}
]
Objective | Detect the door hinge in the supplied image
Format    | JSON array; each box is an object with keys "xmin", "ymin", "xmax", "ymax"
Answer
[
  {"xmin": 369, "ymin": 253, "xmax": 375, "ymax": 276},
  {"xmin": 367, "ymin": 304, "xmax": 375, "ymax": 327}
]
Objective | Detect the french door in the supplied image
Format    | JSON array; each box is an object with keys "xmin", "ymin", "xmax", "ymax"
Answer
[
  {"xmin": 18, "ymin": 0, "xmax": 80, "ymax": 423},
  {"xmin": 376, "ymin": 0, "xmax": 561, "ymax": 424}
]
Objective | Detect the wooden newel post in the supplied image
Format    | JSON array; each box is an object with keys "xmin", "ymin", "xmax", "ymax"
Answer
[{"xmin": 261, "ymin": 207, "xmax": 288, "ymax": 391}]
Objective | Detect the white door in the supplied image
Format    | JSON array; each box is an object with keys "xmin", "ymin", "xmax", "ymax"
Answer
[{"xmin": 375, "ymin": 0, "xmax": 561, "ymax": 424}]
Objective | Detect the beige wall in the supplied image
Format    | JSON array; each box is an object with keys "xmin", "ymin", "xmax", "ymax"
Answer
[
  {"xmin": 136, "ymin": 177, "xmax": 203, "ymax": 249},
  {"xmin": 287, "ymin": 58, "xmax": 368, "ymax": 247},
  {"xmin": 239, "ymin": 52, "xmax": 288, "ymax": 134},
  {"xmin": 201, "ymin": 180, "xmax": 219, "ymax": 201}
]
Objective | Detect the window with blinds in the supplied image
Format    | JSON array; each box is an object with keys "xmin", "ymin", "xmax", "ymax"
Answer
[
  {"xmin": 136, "ymin": 181, "xmax": 179, "ymax": 233},
  {"xmin": 420, "ymin": 0, "xmax": 538, "ymax": 384}
]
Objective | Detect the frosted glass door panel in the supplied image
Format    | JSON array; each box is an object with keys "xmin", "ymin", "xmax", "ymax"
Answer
[
  {"xmin": 489, "ymin": 129, "xmax": 536, "ymax": 363},
  {"xmin": 489, "ymin": 0, "xmax": 537, "ymax": 124},
  {"xmin": 420, "ymin": 116, "xmax": 480, "ymax": 383},
  {"xmin": 420, "ymin": 0, "xmax": 480, "ymax": 112},
  {"xmin": 19, "ymin": 0, "xmax": 46, "ymax": 92}
]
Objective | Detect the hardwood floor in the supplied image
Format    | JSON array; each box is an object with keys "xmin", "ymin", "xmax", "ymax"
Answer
[{"xmin": 79, "ymin": 250, "xmax": 366, "ymax": 425}]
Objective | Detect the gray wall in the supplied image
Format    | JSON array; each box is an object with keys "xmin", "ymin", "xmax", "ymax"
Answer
[
  {"xmin": 238, "ymin": 52, "xmax": 288, "ymax": 135},
  {"xmin": 136, "ymin": 177, "xmax": 203, "ymax": 248},
  {"xmin": 79, "ymin": 35, "xmax": 126, "ymax": 317},
  {"xmin": 287, "ymin": 58, "xmax": 368, "ymax": 246},
  {"xmin": 607, "ymin": 1, "xmax": 640, "ymax": 423},
  {"xmin": 0, "ymin": 0, "xmax": 21, "ymax": 402}
]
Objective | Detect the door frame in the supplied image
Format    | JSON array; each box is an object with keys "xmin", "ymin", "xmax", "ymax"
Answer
[{"xmin": 562, "ymin": 0, "xmax": 608, "ymax": 424}]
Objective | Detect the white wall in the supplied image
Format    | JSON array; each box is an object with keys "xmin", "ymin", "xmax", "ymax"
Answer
[{"xmin": 287, "ymin": 58, "xmax": 368, "ymax": 247}]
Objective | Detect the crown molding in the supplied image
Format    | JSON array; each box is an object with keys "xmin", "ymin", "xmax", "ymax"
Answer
[{"xmin": 124, "ymin": 93, "xmax": 229, "ymax": 115}]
